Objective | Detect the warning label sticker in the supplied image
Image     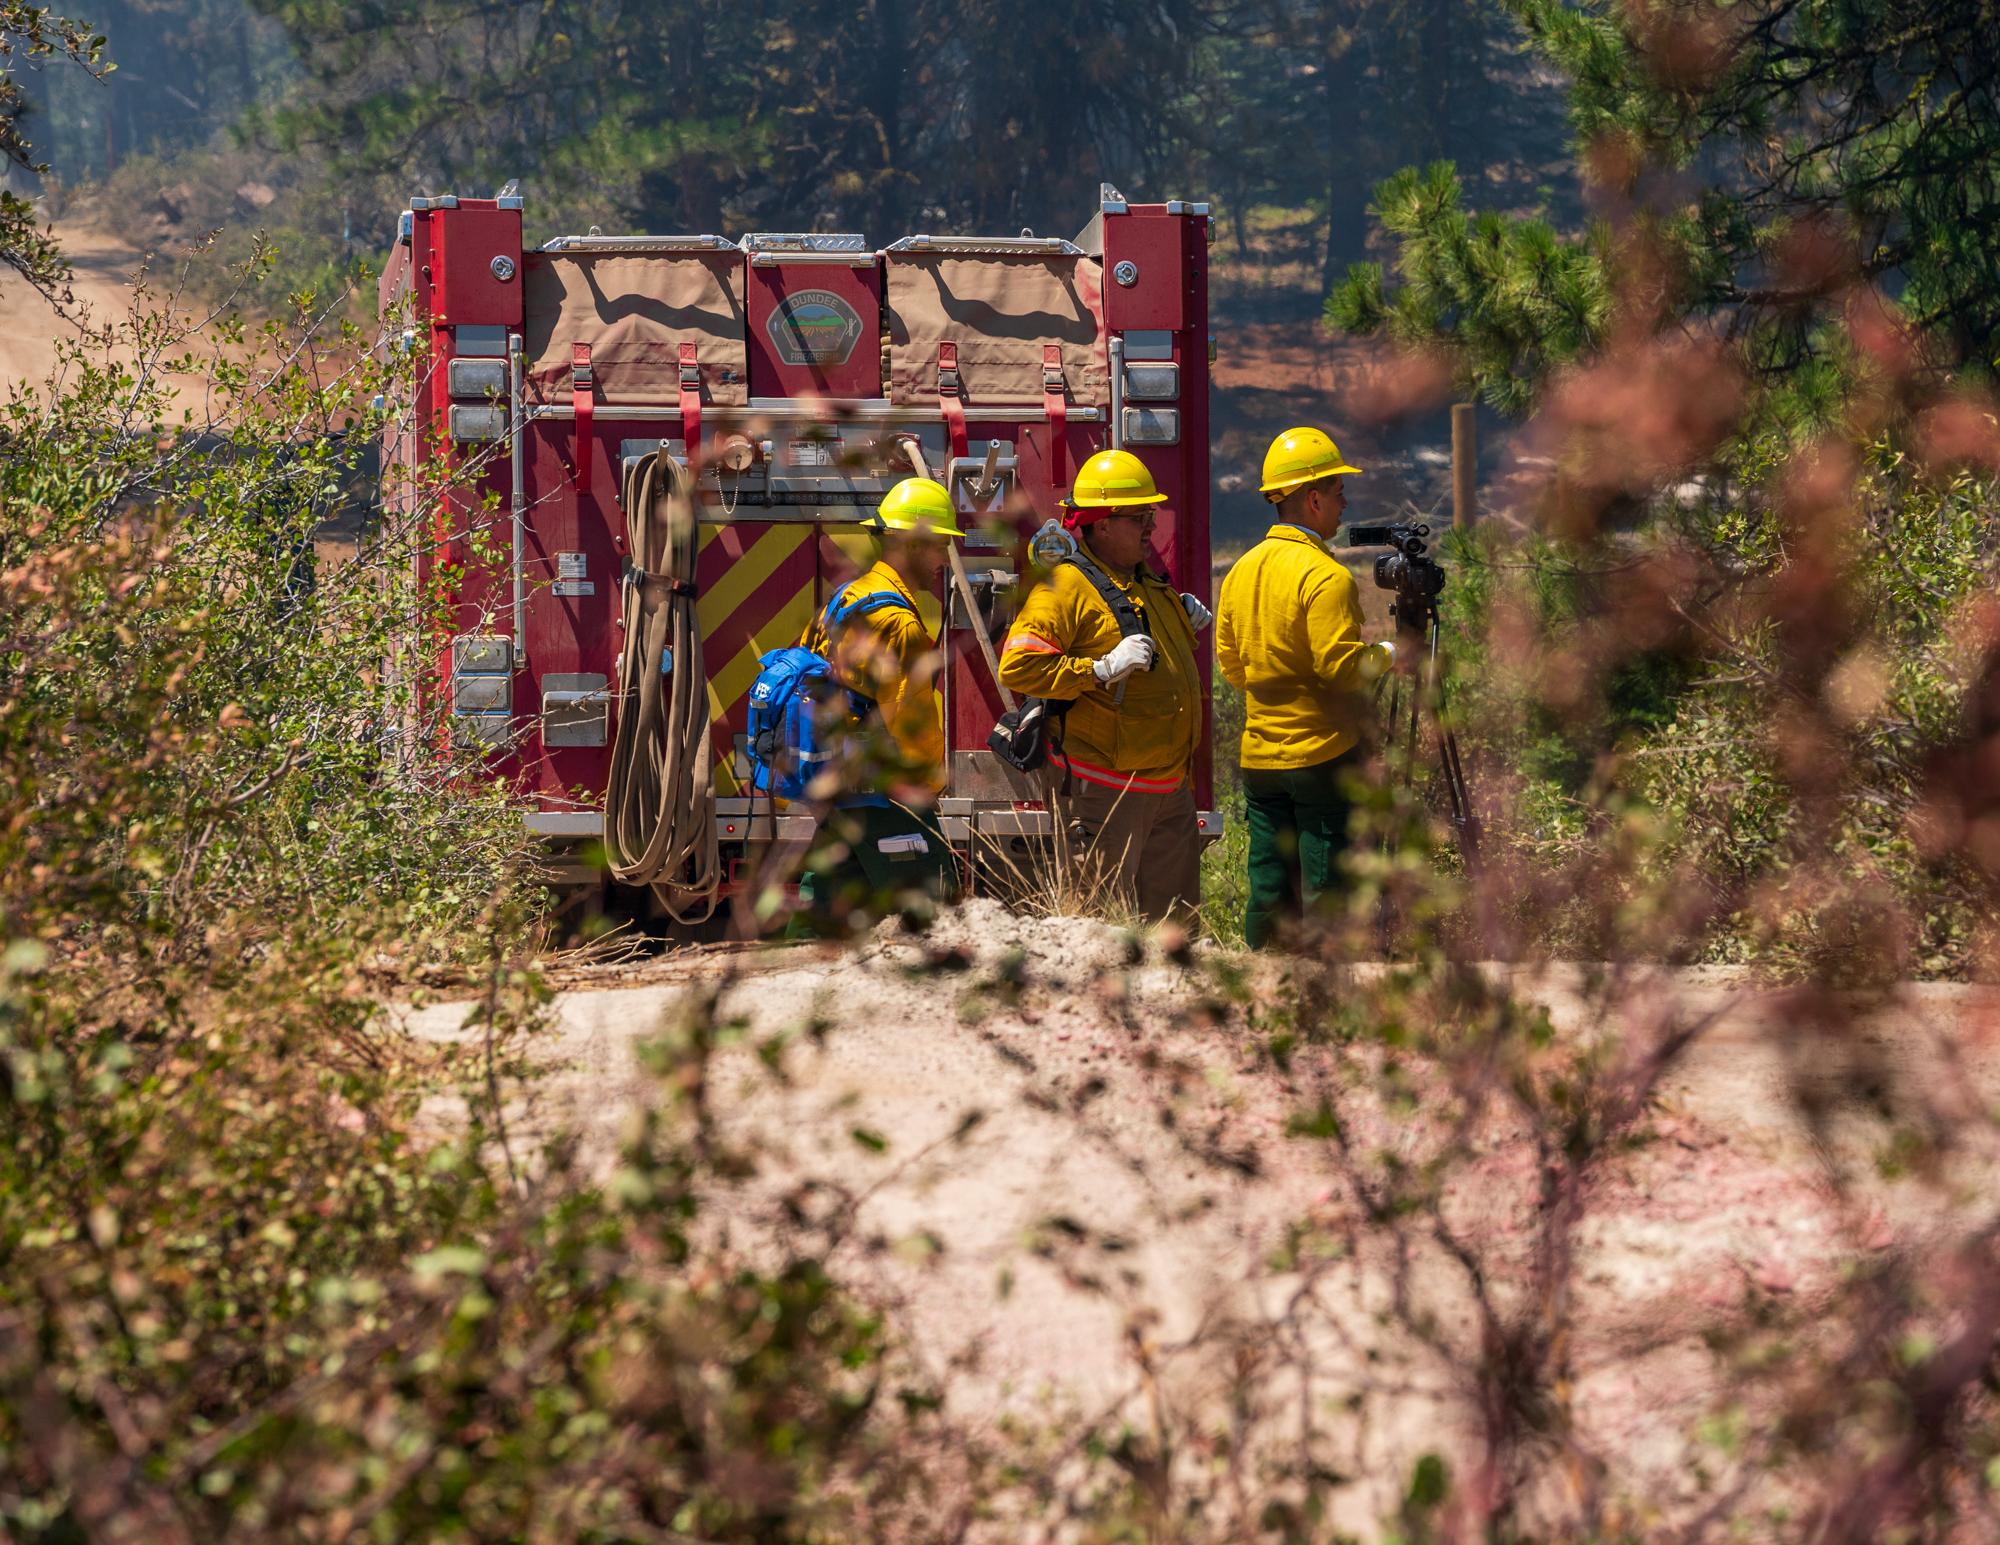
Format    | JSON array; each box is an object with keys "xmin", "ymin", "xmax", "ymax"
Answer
[
  {"xmin": 556, "ymin": 552, "xmax": 588, "ymax": 579},
  {"xmin": 552, "ymin": 580, "xmax": 595, "ymax": 597},
  {"xmin": 785, "ymin": 438, "xmax": 836, "ymax": 467}
]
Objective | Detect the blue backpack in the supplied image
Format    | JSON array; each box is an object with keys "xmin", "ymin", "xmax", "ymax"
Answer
[{"xmin": 746, "ymin": 587, "xmax": 916, "ymax": 802}]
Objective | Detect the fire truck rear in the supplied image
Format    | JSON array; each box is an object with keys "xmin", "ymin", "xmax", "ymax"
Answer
[{"xmin": 379, "ymin": 183, "xmax": 1218, "ymax": 924}]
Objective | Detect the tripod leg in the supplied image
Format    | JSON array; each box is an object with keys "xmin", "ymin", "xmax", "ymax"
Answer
[
  {"xmin": 1418, "ymin": 614, "xmax": 1480, "ymax": 868},
  {"xmin": 1438, "ymin": 726, "xmax": 1480, "ymax": 866},
  {"xmin": 1385, "ymin": 675, "xmax": 1404, "ymax": 780}
]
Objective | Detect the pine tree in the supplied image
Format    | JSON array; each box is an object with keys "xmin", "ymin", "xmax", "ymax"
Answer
[
  {"xmin": 1332, "ymin": 0, "xmax": 2000, "ymax": 412},
  {"xmin": 1328, "ymin": 160, "xmax": 1611, "ymax": 414},
  {"xmin": 242, "ymin": 0, "xmax": 1206, "ymax": 247}
]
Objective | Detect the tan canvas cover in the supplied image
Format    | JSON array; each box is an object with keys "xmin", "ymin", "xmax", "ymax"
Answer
[
  {"xmin": 885, "ymin": 254, "xmax": 1106, "ymax": 408},
  {"xmin": 522, "ymin": 253, "xmax": 748, "ymax": 407}
]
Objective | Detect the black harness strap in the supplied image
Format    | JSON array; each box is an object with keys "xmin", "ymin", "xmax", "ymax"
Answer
[{"xmin": 1062, "ymin": 550, "xmax": 1149, "ymax": 641}]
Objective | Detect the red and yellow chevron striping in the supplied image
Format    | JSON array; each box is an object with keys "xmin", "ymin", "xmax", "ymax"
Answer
[{"xmin": 697, "ymin": 524, "xmax": 816, "ymax": 794}]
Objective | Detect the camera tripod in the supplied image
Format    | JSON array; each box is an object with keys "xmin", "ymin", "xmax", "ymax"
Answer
[{"xmin": 1380, "ymin": 588, "xmax": 1482, "ymax": 868}]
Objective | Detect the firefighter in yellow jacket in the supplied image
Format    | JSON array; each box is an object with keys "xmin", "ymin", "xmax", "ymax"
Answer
[
  {"xmin": 794, "ymin": 476, "xmax": 960, "ymax": 925},
  {"xmin": 998, "ymin": 449, "xmax": 1207, "ymax": 922},
  {"xmin": 1216, "ymin": 427, "xmax": 1393, "ymax": 948}
]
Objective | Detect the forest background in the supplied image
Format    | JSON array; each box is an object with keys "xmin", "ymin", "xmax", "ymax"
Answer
[
  {"xmin": 12, "ymin": 0, "xmax": 1577, "ymax": 542},
  {"xmin": 22, "ymin": 0, "xmax": 1568, "ymax": 295}
]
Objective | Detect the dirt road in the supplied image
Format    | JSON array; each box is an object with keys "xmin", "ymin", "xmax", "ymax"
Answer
[
  {"xmin": 407, "ymin": 907, "xmax": 2000, "ymax": 1531},
  {"xmin": 0, "ymin": 221, "xmax": 160, "ymax": 390}
]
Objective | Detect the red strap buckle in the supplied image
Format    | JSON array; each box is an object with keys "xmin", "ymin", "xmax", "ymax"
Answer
[
  {"xmin": 571, "ymin": 343, "xmax": 594, "ymax": 499},
  {"xmin": 678, "ymin": 341, "xmax": 703, "ymax": 482},
  {"xmin": 1041, "ymin": 343, "xmax": 1067, "ymax": 488},
  {"xmin": 937, "ymin": 341, "xmax": 968, "ymax": 459},
  {"xmin": 1041, "ymin": 344, "xmax": 1065, "ymax": 394}
]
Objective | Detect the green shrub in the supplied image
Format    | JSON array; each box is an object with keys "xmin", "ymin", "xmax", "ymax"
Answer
[
  {"xmin": 0, "ymin": 279, "xmax": 976, "ymax": 1539},
  {"xmin": 1438, "ymin": 459, "xmax": 2000, "ymax": 974}
]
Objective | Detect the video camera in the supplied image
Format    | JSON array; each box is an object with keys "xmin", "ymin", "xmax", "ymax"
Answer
[{"xmin": 1343, "ymin": 521, "xmax": 1446, "ymax": 623}]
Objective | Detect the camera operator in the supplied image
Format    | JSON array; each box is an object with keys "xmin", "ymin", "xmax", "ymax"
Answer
[{"xmin": 1216, "ymin": 427, "xmax": 1397, "ymax": 950}]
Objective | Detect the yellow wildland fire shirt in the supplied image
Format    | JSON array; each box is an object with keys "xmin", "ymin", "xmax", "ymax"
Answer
[
  {"xmin": 1216, "ymin": 523, "xmax": 1378, "ymax": 770},
  {"xmin": 800, "ymin": 560, "xmax": 946, "ymax": 793},
  {"xmin": 997, "ymin": 548, "xmax": 1203, "ymax": 791}
]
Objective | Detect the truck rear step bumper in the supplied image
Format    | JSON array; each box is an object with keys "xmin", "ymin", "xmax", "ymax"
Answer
[{"xmin": 525, "ymin": 805, "xmax": 1224, "ymax": 845}]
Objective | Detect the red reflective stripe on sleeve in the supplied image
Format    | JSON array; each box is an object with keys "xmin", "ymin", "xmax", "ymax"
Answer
[{"xmin": 1002, "ymin": 633, "xmax": 1064, "ymax": 655}]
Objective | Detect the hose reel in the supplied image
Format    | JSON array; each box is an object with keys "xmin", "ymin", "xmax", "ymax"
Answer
[{"xmin": 604, "ymin": 448, "xmax": 721, "ymax": 923}]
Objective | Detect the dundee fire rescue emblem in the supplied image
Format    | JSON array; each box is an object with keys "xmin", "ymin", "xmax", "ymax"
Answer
[{"xmin": 766, "ymin": 289, "xmax": 865, "ymax": 367}]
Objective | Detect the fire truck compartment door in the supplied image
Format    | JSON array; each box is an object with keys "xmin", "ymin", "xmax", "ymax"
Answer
[
  {"xmin": 521, "ymin": 253, "xmax": 749, "ymax": 407},
  {"xmin": 884, "ymin": 254, "xmax": 1106, "ymax": 408}
]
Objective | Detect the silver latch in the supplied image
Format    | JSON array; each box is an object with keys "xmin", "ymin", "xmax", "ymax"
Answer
[{"xmin": 543, "ymin": 673, "xmax": 610, "ymax": 748}]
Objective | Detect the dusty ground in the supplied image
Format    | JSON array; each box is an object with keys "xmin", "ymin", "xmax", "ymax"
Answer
[
  {"xmin": 408, "ymin": 907, "xmax": 2000, "ymax": 1533},
  {"xmin": 0, "ymin": 220, "xmax": 159, "ymax": 388}
]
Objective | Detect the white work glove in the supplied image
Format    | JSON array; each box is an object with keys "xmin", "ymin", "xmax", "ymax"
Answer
[
  {"xmin": 1357, "ymin": 639, "xmax": 1397, "ymax": 682},
  {"xmin": 1180, "ymin": 592, "xmax": 1213, "ymax": 632},
  {"xmin": 1092, "ymin": 633, "xmax": 1157, "ymax": 685}
]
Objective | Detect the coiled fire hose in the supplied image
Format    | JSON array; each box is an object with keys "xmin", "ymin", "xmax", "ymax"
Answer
[{"xmin": 604, "ymin": 447, "xmax": 721, "ymax": 923}]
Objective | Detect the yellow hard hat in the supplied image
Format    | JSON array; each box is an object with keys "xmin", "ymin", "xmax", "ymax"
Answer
[
  {"xmin": 1259, "ymin": 426, "xmax": 1361, "ymax": 499},
  {"xmin": 869, "ymin": 476, "xmax": 964, "ymax": 537},
  {"xmin": 1065, "ymin": 448, "xmax": 1168, "ymax": 512}
]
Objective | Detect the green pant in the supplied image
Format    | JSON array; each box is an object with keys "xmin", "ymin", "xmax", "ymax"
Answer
[
  {"xmin": 1242, "ymin": 750, "xmax": 1358, "ymax": 950},
  {"xmin": 796, "ymin": 800, "xmax": 959, "ymax": 934}
]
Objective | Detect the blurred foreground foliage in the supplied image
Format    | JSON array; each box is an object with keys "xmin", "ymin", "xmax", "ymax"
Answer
[
  {"xmin": 1329, "ymin": 0, "xmax": 2000, "ymax": 978},
  {"xmin": 0, "ymin": 284, "xmax": 979, "ymax": 1538}
]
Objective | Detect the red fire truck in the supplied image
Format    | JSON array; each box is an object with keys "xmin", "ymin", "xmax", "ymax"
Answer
[{"xmin": 380, "ymin": 183, "xmax": 1218, "ymax": 923}]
